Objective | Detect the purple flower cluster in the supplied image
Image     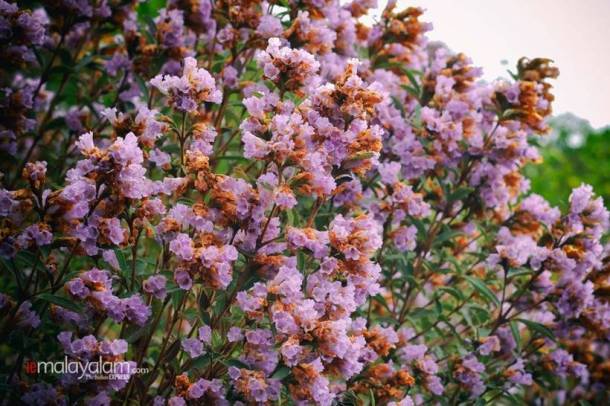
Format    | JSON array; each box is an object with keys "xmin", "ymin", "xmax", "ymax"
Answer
[
  {"xmin": 57, "ymin": 331, "xmax": 137, "ymax": 393},
  {"xmin": 151, "ymin": 57, "xmax": 222, "ymax": 112},
  {"xmin": 66, "ymin": 268, "xmax": 151, "ymax": 326},
  {"xmin": 0, "ymin": 1, "xmax": 46, "ymax": 65}
]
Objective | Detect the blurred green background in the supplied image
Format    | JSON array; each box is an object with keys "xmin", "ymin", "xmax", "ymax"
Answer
[{"xmin": 526, "ymin": 114, "xmax": 610, "ymax": 209}]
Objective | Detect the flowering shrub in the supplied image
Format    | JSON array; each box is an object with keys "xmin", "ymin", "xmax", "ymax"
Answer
[{"xmin": 1, "ymin": 0, "xmax": 609, "ymax": 405}]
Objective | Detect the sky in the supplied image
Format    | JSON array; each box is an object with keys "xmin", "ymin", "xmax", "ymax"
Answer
[{"xmin": 369, "ymin": 0, "xmax": 610, "ymax": 128}]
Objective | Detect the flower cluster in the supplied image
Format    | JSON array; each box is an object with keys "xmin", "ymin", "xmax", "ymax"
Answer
[
  {"xmin": 151, "ymin": 56, "xmax": 222, "ymax": 112},
  {"xmin": 1, "ymin": 0, "xmax": 609, "ymax": 405},
  {"xmin": 65, "ymin": 268, "xmax": 151, "ymax": 326},
  {"xmin": 0, "ymin": 0, "xmax": 46, "ymax": 65}
]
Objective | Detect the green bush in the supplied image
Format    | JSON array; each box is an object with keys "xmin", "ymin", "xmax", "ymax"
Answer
[{"xmin": 527, "ymin": 115, "xmax": 610, "ymax": 209}]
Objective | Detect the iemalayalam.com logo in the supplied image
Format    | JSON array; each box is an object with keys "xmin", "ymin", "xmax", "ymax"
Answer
[{"xmin": 24, "ymin": 356, "xmax": 149, "ymax": 380}]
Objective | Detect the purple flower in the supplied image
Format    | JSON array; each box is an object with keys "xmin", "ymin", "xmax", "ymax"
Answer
[
  {"xmin": 143, "ymin": 275, "xmax": 167, "ymax": 300},
  {"xmin": 102, "ymin": 250, "xmax": 120, "ymax": 271},
  {"xmin": 16, "ymin": 301, "xmax": 40, "ymax": 329},
  {"xmin": 182, "ymin": 338, "xmax": 204, "ymax": 358},
  {"xmin": 329, "ymin": 214, "xmax": 382, "ymax": 260},
  {"xmin": 454, "ymin": 354, "xmax": 486, "ymax": 398},
  {"xmin": 122, "ymin": 295, "xmax": 151, "ymax": 326},
  {"xmin": 187, "ymin": 379, "xmax": 206, "ymax": 399},
  {"xmin": 99, "ymin": 339, "xmax": 128, "ymax": 356},
  {"xmin": 23, "ymin": 160, "xmax": 47, "ymax": 184},
  {"xmin": 478, "ymin": 335, "xmax": 500, "ymax": 356},
  {"xmin": 242, "ymin": 329, "xmax": 279, "ymax": 375},
  {"xmin": 520, "ymin": 194, "xmax": 560, "ymax": 227},
  {"xmin": 66, "ymin": 278, "xmax": 89, "ymax": 299},
  {"xmin": 392, "ymin": 225, "xmax": 417, "ymax": 251},
  {"xmin": 222, "ymin": 65, "xmax": 238, "ymax": 89},
  {"xmin": 256, "ymin": 15, "xmax": 283, "ymax": 38},
  {"xmin": 506, "ymin": 359, "xmax": 532, "ymax": 385},
  {"xmin": 227, "ymin": 327, "xmax": 243, "ymax": 342},
  {"xmin": 21, "ymin": 383, "xmax": 63, "ymax": 405},
  {"xmin": 425, "ymin": 375, "xmax": 444, "ymax": 395},
  {"xmin": 154, "ymin": 8, "xmax": 185, "ymax": 48},
  {"xmin": 378, "ymin": 161, "xmax": 401, "ymax": 185},
  {"xmin": 557, "ymin": 278, "xmax": 594, "ymax": 319},
  {"xmin": 105, "ymin": 53, "xmax": 131, "ymax": 76},
  {"xmin": 398, "ymin": 344, "xmax": 427, "ymax": 363},
  {"xmin": 168, "ymin": 396, "xmax": 186, "ymax": 406},
  {"xmin": 110, "ymin": 132, "xmax": 143, "ymax": 165},
  {"xmin": 198, "ymin": 325, "xmax": 212, "ymax": 344},
  {"xmin": 149, "ymin": 148, "xmax": 171, "ymax": 168},
  {"xmin": 174, "ymin": 270, "xmax": 193, "ymax": 290},
  {"xmin": 256, "ymin": 37, "xmax": 319, "ymax": 87},
  {"xmin": 150, "ymin": 57, "xmax": 222, "ymax": 112},
  {"xmin": 286, "ymin": 227, "xmax": 329, "ymax": 259},
  {"xmin": 169, "ymin": 233, "xmax": 194, "ymax": 261},
  {"xmin": 16, "ymin": 224, "xmax": 52, "ymax": 248},
  {"xmin": 102, "ymin": 218, "xmax": 124, "ymax": 245}
]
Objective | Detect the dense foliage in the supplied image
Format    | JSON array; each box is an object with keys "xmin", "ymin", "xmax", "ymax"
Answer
[
  {"xmin": 1, "ymin": 0, "xmax": 609, "ymax": 405},
  {"xmin": 527, "ymin": 117, "xmax": 610, "ymax": 210}
]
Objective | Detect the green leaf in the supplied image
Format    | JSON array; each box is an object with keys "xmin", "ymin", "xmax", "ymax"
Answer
[
  {"xmin": 372, "ymin": 294, "xmax": 391, "ymax": 313},
  {"xmin": 38, "ymin": 293, "xmax": 83, "ymax": 313},
  {"xmin": 214, "ymin": 155, "xmax": 249, "ymax": 163},
  {"xmin": 74, "ymin": 55, "xmax": 95, "ymax": 71},
  {"xmin": 222, "ymin": 358, "xmax": 249, "ymax": 369},
  {"xmin": 510, "ymin": 321, "xmax": 522, "ymax": 352},
  {"xmin": 460, "ymin": 308, "xmax": 475, "ymax": 332},
  {"xmin": 447, "ymin": 186, "xmax": 474, "ymax": 202},
  {"xmin": 438, "ymin": 286, "xmax": 465, "ymax": 301},
  {"xmin": 401, "ymin": 67, "xmax": 422, "ymax": 95},
  {"xmin": 500, "ymin": 391, "xmax": 525, "ymax": 404},
  {"xmin": 391, "ymin": 96, "xmax": 406, "ymax": 116},
  {"xmin": 400, "ymin": 84, "xmax": 420, "ymax": 99},
  {"xmin": 212, "ymin": 293, "xmax": 227, "ymax": 319},
  {"xmin": 271, "ymin": 366, "xmax": 291, "ymax": 381},
  {"xmin": 516, "ymin": 318, "xmax": 556, "ymax": 342},
  {"xmin": 464, "ymin": 275, "xmax": 500, "ymax": 307},
  {"xmin": 468, "ymin": 303, "xmax": 491, "ymax": 324},
  {"xmin": 114, "ymin": 249, "xmax": 129, "ymax": 272},
  {"xmin": 171, "ymin": 289, "xmax": 185, "ymax": 310},
  {"xmin": 15, "ymin": 251, "xmax": 39, "ymax": 268},
  {"xmin": 190, "ymin": 354, "xmax": 211, "ymax": 371},
  {"xmin": 0, "ymin": 257, "xmax": 15, "ymax": 273},
  {"xmin": 507, "ymin": 269, "xmax": 535, "ymax": 278},
  {"xmin": 433, "ymin": 229, "xmax": 462, "ymax": 246},
  {"xmin": 126, "ymin": 325, "xmax": 150, "ymax": 343},
  {"xmin": 199, "ymin": 293, "xmax": 211, "ymax": 324}
]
